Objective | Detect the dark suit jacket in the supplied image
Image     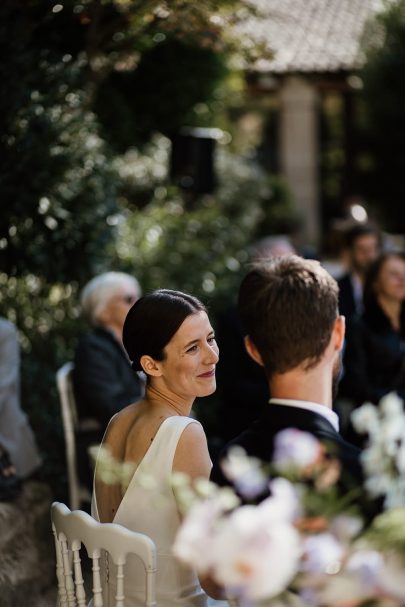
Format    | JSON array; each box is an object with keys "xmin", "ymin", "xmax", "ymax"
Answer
[
  {"xmin": 215, "ymin": 305, "xmax": 269, "ymax": 442},
  {"xmin": 73, "ymin": 327, "xmax": 143, "ymax": 428},
  {"xmin": 211, "ymin": 402, "xmax": 363, "ymax": 491},
  {"xmin": 337, "ymin": 273, "xmax": 358, "ymax": 320},
  {"xmin": 339, "ymin": 299, "xmax": 405, "ymax": 406},
  {"xmin": 73, "ymin": 328, "xmax": 144, "ymax": 491}
]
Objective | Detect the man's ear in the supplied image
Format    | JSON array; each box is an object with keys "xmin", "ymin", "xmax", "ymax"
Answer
[
  {"xmin": 244, "ymin": 335, "xmax": 264, "ymax": 367},
  {"xmin": 333, "ymin": 315, "xmax": 346, "ymax": 352},
  {"xmin": 140, "ymin": 355, "xmax": 163, "ymax": 377}
]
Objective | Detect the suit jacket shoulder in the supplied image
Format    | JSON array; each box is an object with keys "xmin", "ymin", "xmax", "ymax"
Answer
[
  {"xmin": 211, "ymin": 404, "xmax": 362, "ymax": 489},
  {"xmin": 337, "ymin": 273, "xmax": 357, "ymax": 319}
]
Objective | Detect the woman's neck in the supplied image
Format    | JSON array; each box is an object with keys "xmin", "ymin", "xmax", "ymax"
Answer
[
  {"xmin": 146, "ymin": 383, "xmax": 194, "ymax": 416},
  {"xmin": 377, "ymin": 295, "xmax": 402, "ymax": 331}
]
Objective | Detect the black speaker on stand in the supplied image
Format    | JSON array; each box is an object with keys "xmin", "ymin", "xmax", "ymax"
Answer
[{"xmin": 170, "ymin": 127, "xmax": 222, "ymax": 206}]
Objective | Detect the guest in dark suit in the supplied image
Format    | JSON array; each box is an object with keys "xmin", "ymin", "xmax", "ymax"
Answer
[
  {"xmin": 211, "ymin": 255, "xmax": 364, "ymax": 495},
  {"xmin": 73, "ymin": 272, "xmax": 144, "ymax": 489},
  {"xmin": 337, "ymin": 223, "xmax": 381, "ymax": 320}
]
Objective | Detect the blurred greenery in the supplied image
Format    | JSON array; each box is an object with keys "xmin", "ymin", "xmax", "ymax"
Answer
[
  {"xmin": 94, "ymin": 37, "xmax": 229, "ymax": 150},
  {"xmin": 359, "ymin": 0, "xmax": 405, "ymax": 231},
  {"xmin": 109, "ymin": 135, "xmax": 296, "ymax": 310},
  {"xmin": 0, "ymin": 0, "xmax": 283, "ymax": 500}
]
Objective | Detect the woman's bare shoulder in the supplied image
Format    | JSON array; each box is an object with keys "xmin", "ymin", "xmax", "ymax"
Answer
[
  {"xmin": 105, "ymin": 400, "xmax": 145, "ymax": 442},
  {"xmin": 173, "ymin": 419, "xmax": 211, "ymax": 480}
]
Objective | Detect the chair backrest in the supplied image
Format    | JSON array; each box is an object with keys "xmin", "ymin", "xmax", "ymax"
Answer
[
  {"xmin": 51, "ymin": 501, "xmax": 157, "ymax": 607},
  {"xmin": 56, "ymin": 362, "xmax": 90, "ymax": 511}
]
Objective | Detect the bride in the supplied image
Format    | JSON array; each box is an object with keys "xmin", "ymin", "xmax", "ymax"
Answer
[{"xmin": 92, "ymin": 289, "xmax": 220, "ymax": 607}]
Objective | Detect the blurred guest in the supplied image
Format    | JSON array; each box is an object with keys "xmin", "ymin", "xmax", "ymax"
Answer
[
  {"xmin": 215, "ymin": 236, "xmax": 296, "ymax": 444},
  {"xmin": 337, "ymin": 223, "xmax": 381, "ymax": 320},
  {"xmin": 0, "ymin": 317, "xmax": 42, "ymax": 499},
  {"xmin": 339, "ymin": 252, "xmax": 405, "ymax": 430},
  {"xmin": 73, "ymin": 272, "xmax": 144, "ymax": 489}
]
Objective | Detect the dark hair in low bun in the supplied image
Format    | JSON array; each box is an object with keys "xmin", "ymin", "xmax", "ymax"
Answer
[{"xmin": 123, "ymin": 289, "xmax": 207, "ymax": 373}]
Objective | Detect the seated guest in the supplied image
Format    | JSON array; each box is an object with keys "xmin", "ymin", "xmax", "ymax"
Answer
[
  {"xmin": 0, "ymin": 317, "xmax": 42, "ymax": 500},
  {"xmin": 73, "ymin": 272, "xmax": 144, "ymax": 490},
  {"xmin": 339, "ymin": 252, "xmax": 405, "ymax": 419},
  {"xmin": 92, "ymin": 289, "xmax": 220, "ymax": 606},
  {"xmin": 337, "ymin": 223, "xmax": 381, "ymax": 320},
  {"xmin": 212, "ymin": 255, "xmax": 364, "ymax": 495}
]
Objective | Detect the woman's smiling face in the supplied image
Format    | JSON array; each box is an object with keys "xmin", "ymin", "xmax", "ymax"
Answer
[
  {"xmin": 374, "ymin": 255, "xmax": 405, "ymax": 303},
  {"xmin": 158, "ymin": 311, "xmax": 219, "ymax": 399}
]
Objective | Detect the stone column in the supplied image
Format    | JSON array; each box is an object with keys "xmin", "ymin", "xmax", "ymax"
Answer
[{"xmin": 279, "ymin": 76, "xmax": 320, "ymax": 248}]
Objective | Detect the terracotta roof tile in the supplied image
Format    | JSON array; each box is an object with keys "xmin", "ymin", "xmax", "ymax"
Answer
[{"xmin": 242, "ymin": 0, "xmax": 384, "ymax": 73}]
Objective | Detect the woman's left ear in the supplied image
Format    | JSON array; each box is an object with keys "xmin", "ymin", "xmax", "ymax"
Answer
[{"xmin": 140, "ymin": 355, "xmax": 163, "ymax": 377}]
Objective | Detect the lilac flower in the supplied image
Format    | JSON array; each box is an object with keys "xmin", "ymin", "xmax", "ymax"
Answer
[
  {"xmin": 273, "ymin": 428, "xmax": 322, "ymax": 472},
  {"xmin": 220, "ymin": 446, "xmax": 268, "ymax": 499}
]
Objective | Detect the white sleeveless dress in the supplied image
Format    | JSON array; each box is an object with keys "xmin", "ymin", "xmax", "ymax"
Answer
[{"xmin": 92, "ymin": 415, "xmax": 208, "ymax": 607}]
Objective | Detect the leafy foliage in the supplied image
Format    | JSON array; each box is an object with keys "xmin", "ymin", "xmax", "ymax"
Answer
[
  {"xmin": 94, "ymin": 37, "xmax": 229, "ymax": 150},
  {"xmin": 0, "ymin": 4, "xmax": 119, "ymax": 283},
  {"xmin": 111, "ymin": 137, "xmax": 295, "ymax": 313},
  {"xmin": 360, "ymin": 0, "xmax": 405, "ymax": 231},
  {"xmin": 0, "ymin": 0, "xmax": 276, "ymax": 500}
]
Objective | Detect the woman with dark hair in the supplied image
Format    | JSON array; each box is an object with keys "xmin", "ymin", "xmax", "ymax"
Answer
[
  {"xmin": 340, "ymin": 251, "xmax": 405, "ymax": 411},
  {"xmin": 92, "ymin": 289, "xmax": 219, "ymax": 607}
]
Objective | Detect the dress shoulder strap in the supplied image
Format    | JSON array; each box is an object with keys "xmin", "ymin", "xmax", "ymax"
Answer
[{"xmin": 137, "ymin": 416, "xmax": 200, "ymax": 481}]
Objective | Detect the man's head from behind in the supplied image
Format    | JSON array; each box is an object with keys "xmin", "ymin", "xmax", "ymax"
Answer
[{"xmin": 238, "ymin": 256, "xmax": 340, "ymax": 379}]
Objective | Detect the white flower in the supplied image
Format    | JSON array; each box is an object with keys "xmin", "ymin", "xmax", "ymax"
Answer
[
  {"xmin": 379, "ymin": 417, "xmax": 405, "ymax": 453},
  {"xmin": 174, "ymin": 476, "xmax": 302, "ymax": 601},
  {"xmin": 395, "ymin": 443, "xmax": 405, "ymax": 474},
  {"xmin": 220, "ymin": 446, "xmax": 268, "ymax": 498},
  {"xmin": 273, "ymin": 429, "xmax": 322, "ymax": 472},
  {"xmin": 172, "ymin": 496, "xmax": 224, "ymax": 574},
  {"xmin": 266, "ymin": 477, "xmax": 302, "ymax": 522},
  {"xmin": 317, "ymin": 571, "xmax": 372, "ymax": 606},
  {"xmin": 346, "ymin": 549, "xmax": 382, "ymax": 591},
  {"xmin": 377, "ymin": 551, "xmax": 405, "ymax": 600},
  {"xmin": 383, "ymin": 480, "xmax": 405, "ymax": 510},
  {"xmin": 347, "ymin": 549, "xmax": 405, "ymax": 601},
  {"xmin": 361, "ymin": 445, "xmax": 389, "ymax": 478},
  {"xmin": 379, "ymin": 392, "xmax": 404, "ymax": 418},
  {"xmin": 364, "ymin": 474, "xmax": 392, "ymax": 498},
  {"xmin": 351, "ymin": 403, "xmax": 379, "ymax": 436},
  {"xmin": 302, "ymin": 533, "xmax": 345, "ymax": 575}
]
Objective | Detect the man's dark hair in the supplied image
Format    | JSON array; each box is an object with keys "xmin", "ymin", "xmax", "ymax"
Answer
[
  {"xmin": 238, "ymin": 255, "xmax": 339, "ymax": 377},
  {"xmin": 345, "ymin": 223, "xmax": 381, "ymax": 250}
]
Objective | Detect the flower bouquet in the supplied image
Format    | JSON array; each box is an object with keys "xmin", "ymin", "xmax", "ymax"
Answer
[{"xmin": 172, "ymin": 393, "xmax": 405, "ymax": 606}]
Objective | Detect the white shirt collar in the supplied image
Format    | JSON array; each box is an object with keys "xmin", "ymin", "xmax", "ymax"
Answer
[{"xmin": 269, "ymin": 398, "xmax": 340, "ymax": 432}]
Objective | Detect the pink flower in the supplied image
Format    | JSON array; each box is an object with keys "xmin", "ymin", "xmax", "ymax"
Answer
[{"xmin": 210, "ymin": 497, "xmax": 302, "ymax": 599}]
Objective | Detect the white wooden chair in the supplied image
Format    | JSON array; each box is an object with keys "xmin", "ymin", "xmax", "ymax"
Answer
[
  {"xmin": 56, "ymin": 362, "xmax": 92, "ymax": 510},
  {"xmin": 51, "ymin": 501, "xmax": 157, "ymax": 607}
]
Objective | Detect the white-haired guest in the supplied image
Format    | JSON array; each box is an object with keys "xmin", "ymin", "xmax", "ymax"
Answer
[{"xmin": 73, "ymin": 272, "xmax": 144, "ymax": 491}]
